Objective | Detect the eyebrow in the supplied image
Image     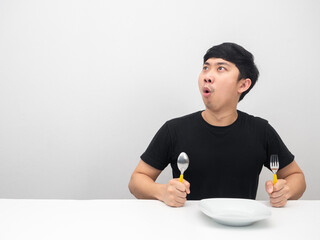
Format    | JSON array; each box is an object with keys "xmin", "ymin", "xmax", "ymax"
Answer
[{"xmin": 204, "ymin": 61, "xmax": 231, "ymax": 67}]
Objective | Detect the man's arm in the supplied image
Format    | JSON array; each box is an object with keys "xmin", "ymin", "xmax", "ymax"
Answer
[
  {"xmin": 265, "ymin": 160, "xmax": 306, "ymax": 207},
  {"xmin": 128, "ymin": 159, "xmax": 190, "ymax": 207}
]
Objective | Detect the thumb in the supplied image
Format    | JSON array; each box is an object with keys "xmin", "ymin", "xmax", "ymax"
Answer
[{"xmin": 265, "ymin": 180, "xmax": 273, "ymax": 194}]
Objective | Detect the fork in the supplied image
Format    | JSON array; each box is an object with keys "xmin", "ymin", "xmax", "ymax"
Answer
[{"xmin": 270, "ymin": 154, "xmax": 279, "ymax": 185}]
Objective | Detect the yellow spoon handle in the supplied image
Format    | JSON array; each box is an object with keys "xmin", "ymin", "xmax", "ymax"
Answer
[
  {"xmin": 179, "ymin": 174, "xmax": 183, "ymax": 183},
  {"xmin": 273, "ymin": 174, "xmax": 277, "ymax": 185}
]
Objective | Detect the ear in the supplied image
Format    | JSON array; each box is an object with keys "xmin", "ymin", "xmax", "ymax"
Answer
[{"xmin": 238, "ymin": 78, "xmax": 252, "ymax": 94}]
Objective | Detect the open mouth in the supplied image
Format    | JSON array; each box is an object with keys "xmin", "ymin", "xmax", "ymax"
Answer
[
  {"xmin": 203, "ymin": 86, "xmax": 212, "ymax": 95},
  {"xmin": 201, "ymin": 86, "xmax": 213, "ymax": 98}
]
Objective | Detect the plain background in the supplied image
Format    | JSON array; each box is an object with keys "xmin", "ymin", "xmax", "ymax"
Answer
[{"xmin": 0, "ymin": 0, "xmax": 319, "ymax": 200}]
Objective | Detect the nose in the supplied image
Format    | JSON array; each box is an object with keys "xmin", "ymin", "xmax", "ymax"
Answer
[
  {"xmin": 203, "ymin": 70, "xmax": 214, "ymax": 84},
  {"xmin": 204, "ymin": 78, "xmax": 213, "ymax": 83}
]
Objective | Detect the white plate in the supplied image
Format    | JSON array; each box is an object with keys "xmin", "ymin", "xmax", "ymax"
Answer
[{"xmin": 199, "ymin": 198, "xmax": 271, "ymax": 227}]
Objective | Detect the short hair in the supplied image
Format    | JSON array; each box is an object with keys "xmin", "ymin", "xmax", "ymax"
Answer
[{"xmin": 203, "ymin": 42, "xmax": 259, "ymax": 101}]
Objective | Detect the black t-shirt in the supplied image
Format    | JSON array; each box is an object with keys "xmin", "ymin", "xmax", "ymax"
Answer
[{"xmin": 141, "ymin": 110, "xmax": 294, "ymax": 200}]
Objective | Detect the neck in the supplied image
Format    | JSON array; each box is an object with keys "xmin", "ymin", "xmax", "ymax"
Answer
[{"xmin": 202, "ymin": 108, "xmax": 238, "ymax": 127}]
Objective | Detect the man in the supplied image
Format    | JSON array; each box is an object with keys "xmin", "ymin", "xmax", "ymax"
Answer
[{"xmin": 128, "ymin": 42, "xmax": 306, "ymax": 207}]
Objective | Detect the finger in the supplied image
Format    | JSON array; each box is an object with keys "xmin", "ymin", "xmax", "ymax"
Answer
[
  {"xmin": 175, "ymin": 189, "xmax": 187, "ymax": 198},
  {"xmin": 270, "ymin": 188, "xmax": 286, "ymax": 203},
  {"xmin": 273, "ymin": 179, "xmax": 286, "ymax": 192},
  {"xmin": 270, "ymin": 190, "xmax": 285, "ymax": 199},
  {"xmin": 265, "ymin": 180, "xmax": 273, "ymax": 194},
  {"xmin": 270, "ymin": 198, "xmax": 287, "ymax": 207},
  {"xmin": 168, "ymin": 181, "xmax": 186, "ymax": 197},
  {"xmin": 165, "ymin": 193, "xmax": 185, "ymax": 207},
  {"xmin": 169, "ymin": 179, "xmax": 184, "ymax": 190},
  {"xmin": 174, "ymin": 181, "xmax": 187, "ymax": 192},
  {"xmin": 175, "ymin": 196, "xmax": 187, "ymax": 205},
  {"xmin": 183, "ymin": 180, "xmax": 191, "ymax": 194},
  {"xmin": 270, "ymin": 197, "xmax": 287, "ymax": 208},
  {"xmin": 171, "ymin": 196, "xmax": 186, "ymax": 207},
  {"xmin": 168, "ymin": 200, "xmax": 184, "ymax": 207},
  {"xmin": 271, "ymin": 185, "xmax": 289, "ymax": 199}
]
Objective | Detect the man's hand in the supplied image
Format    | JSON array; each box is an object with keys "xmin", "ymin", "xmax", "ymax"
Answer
[
  {"xmin": 265, "ymin": 179, "xmax": 290, "ymax": 207},
  {"xmin": 162, "ymin": 178, "xmax": 190, "ymax": 207}
]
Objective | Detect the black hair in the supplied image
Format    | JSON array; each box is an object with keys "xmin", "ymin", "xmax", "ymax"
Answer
[{"xmin": 203, "ymin": 42, "xmax": 259, "ymax": 101}]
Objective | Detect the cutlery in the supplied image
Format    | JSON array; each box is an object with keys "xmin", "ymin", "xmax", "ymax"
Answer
[
  {"xmin": 270, "ymin": 154, "xmax": 279, "ymax": 185},
  {"xmin": 177, "ymin": 152, "xmax": 189, "ymax": 183}
]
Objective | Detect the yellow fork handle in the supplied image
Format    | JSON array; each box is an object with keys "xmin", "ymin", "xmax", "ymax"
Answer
[
  {"xmin": 179, "ymin": 174, "xmax": 183, "ymax": 183},
  {"xmin": 273, "ymin": 174, "xmax": 277, "ymax": 185}
]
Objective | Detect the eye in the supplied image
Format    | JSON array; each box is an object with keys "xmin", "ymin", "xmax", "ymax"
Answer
[
  {"xmin": 203, "ymin": 66, "xmax": 208, "ymax": 71},
  {"xmin": 217, "ymin": 66, "xmax": 225, "ymax": 71}
]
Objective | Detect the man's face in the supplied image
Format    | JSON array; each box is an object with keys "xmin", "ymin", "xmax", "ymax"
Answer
[{"xmin": 198, "ymin": 58, "xmax": 243, "ymax": 111}]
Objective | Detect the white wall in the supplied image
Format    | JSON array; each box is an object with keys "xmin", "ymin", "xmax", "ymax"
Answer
[{"xmin": 0, "ymin": 0, "xmax": 319, "ymax": 200}]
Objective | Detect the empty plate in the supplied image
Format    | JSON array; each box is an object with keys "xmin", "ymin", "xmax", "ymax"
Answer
[{"xmin": 199, "ymin": 198, "xmax": 271, "ymax": 226}]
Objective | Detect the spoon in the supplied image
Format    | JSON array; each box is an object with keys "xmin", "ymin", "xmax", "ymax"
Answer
[{"xmin": 177, "ymin": 152, "xmax": 189, "ymax": 182}]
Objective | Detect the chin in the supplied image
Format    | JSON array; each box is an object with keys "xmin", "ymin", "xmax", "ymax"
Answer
[{"xmin": 203, "ymin": 101, "xmax": 214, "ymax": 110}]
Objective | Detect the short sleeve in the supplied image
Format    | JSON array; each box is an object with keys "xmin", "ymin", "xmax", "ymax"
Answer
[
  {"xmin": 140, "ymin": 122, "xmax": 173, "ymax": 170},
  {"xmin": 264, "ymin": 123, "xmax": 294, "ymax": 170}
]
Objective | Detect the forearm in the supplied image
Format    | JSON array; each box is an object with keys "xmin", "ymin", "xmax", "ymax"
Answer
[
  {"xmin": 285, "ymin": 172, "xmax": 306, "ymax": 200},
  {"xmin": 128, "ymin": 173, "xmax": 166, "ymax": 201}
]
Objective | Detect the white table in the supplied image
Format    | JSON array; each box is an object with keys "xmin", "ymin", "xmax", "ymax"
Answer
[{"xmin": 0, "ymin": 199, "xmax": 319, "ymax": 240}]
